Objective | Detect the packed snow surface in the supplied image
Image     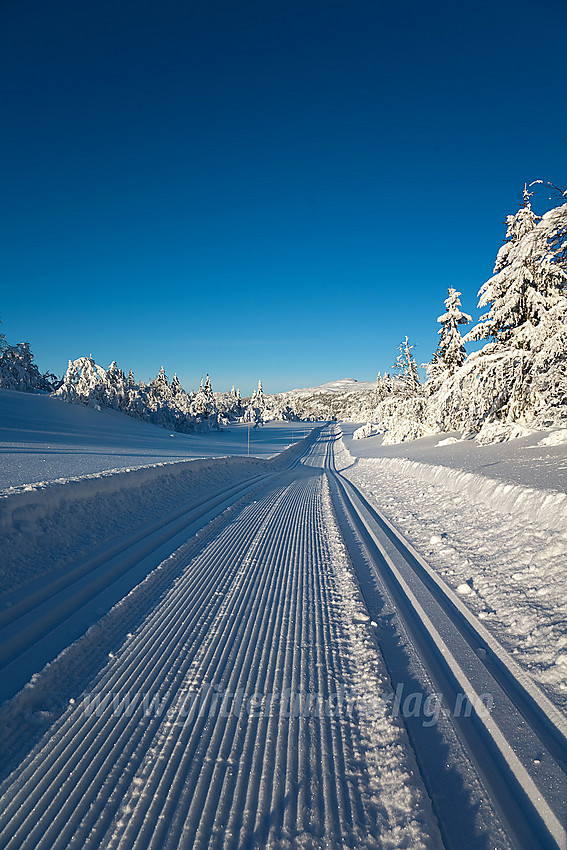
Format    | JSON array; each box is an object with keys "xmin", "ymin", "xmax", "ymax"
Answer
[
  {"xmin": 0, "ymin": 430, "xmax": 442, "ymax": 849},
  {"xmin": 2, "ymin": 388, "xmax": 566, "ymax": 847}
]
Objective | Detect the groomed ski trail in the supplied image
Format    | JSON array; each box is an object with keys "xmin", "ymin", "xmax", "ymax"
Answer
[{"xmin": 0, "ymin": 436, "xmax": 440, "ymax": 849}]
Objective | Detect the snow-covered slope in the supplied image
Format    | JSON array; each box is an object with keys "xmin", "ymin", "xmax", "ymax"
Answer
[
  {"xmin": 0, "ymin": 389, "xmax": 311, "ymax": 488},
  {"xmin": 284, "ymin": 378, "xmax": 378, "ymax": 397}
]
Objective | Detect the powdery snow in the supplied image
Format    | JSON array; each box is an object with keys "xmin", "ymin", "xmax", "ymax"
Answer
[
  {"xmin": 340, "ymin": 421, "xmax": 567, "ymax": 493},
  {"xmin": 538, "ymin": 428, "xmax": 567, "ymax": 447}
]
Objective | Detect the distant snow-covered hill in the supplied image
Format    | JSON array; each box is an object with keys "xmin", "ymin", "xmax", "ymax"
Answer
[{"xmin": 284, "ymin": 378, "xmax": 378, "ymax": 397}]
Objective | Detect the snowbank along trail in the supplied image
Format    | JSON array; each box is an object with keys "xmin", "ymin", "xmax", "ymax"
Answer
[
  {"xmin": 327, "ymin": 427, "xmax": 567, "ymax": 850},
  {"xmin": 336, "ymin": 439, "xmax": 567, "ymax": 712}
]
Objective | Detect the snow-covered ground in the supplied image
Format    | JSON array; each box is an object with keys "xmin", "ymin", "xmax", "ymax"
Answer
[
  {"xmin": 1, "ymin": 389, "xmax": 566, "ymax": 847},
  {"xmin": 338, "ymin": 424, "xmax": 567, "ymax": 712},
  {"xmin": 0, "ymin": 389, "xmax": 321, "ymax": 698},
  {"xmin": 0, "ymin": 388, "xmax": 312, "ymax": 489},
  {"xmin": 0, "ymin": 390, "xmax": 317, "ymax": 640},
  {"xmin": 0, "ymin": 418, "xmax": 443, "ymax": 849},
  {"xmin": 342, "ymin": 421, "xmax": 567, "ymax": 493}
]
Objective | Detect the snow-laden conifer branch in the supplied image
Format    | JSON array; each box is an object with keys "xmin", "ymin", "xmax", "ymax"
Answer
[{"xmin": 0, "ymin": 335, "xmax": 56, "ymax": 393}]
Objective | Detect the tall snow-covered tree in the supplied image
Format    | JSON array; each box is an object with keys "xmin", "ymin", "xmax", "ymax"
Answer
[
  {"xmin": 230, "ymin": 385, "xmax": 242, "ymax": 413},
  {"xmin": 0, "ymin": 341, "xmax": 54, "ymax": 392},
  {"xmin": 171, "ymin": 373, "xmax": 182, "ymax": 395},
  {"xmin": 252, "ymin": 379, "xmax": 264, "ymax": 407},
  {"xmin": 243, "ymin": 380, "xmax": 266, "ymax": 425},
  {"xmin": 434, "ymin": 288, "xmax": 471, "ymax": 374},
  {"xmin": 105, "ymin": 360, "xmax": 127, "ymax": 408},
  {"xmin": 191, "ymin": 373, "xmax": 217, "ymax": 419},
  {"xmin": 152, "ymin": 365, "xmax": 169, "ymax": 395},
  {"xmin": 393, "ymin": 336, "xmax": 420, "ymax": 396},
  {"xmin": 466, "ymin": 188, "xmax": 567, "ymax": 349}
]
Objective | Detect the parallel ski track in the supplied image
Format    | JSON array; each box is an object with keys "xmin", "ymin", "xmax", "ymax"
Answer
[
  {"xmin": 0, "ymin": 438, "xmax": 317, "ymax": 694},
  {"xmin": 325, "ymin": 427, "xmax": 567, "ymax": 850},
  {"xmin": 0, "ymin": 454, "xmax": 381, "ymax": 848}
]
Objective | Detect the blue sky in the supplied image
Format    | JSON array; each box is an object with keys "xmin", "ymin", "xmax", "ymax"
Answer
[{"xmin": 1, "ymin": 0, "xmax": 566, "ymax": 395}]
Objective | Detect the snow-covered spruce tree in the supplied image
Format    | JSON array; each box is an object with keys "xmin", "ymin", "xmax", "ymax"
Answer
[
  {"xmin": 376, "ymin": 372, "xmax": 396, "ymax": 399},
  {"xmin": 252, "ymin": 379, "xmax": 265, "ymax": 408},
  {"xmin": 55, "ymin": 357, "xmax": 110, "ymax": 407},
  {"xmin": 225, "ymin": 386, "xmax": 242, "ymax": 416},
  {"xmin": 242, "ymin": 380, "xmax": 266, "ymax": 425},
  {"xmin": 360, "ymin": 338, "xmax": 430, "ymax": 444},
  {"xmin": 0, "ymin": 340, "xmax": 55, "ymax": 392},
  {"xmin": 144, "ymin": 365, "xmax": 172, "ymax": 425},
  {"xmin": 105, "ymin": 360, "xmax": 128, "ymax": 409},
  {"xmin": 433, "ymin": 288, "xmax": 471, "ymax": 376},
  {"xmin": 152, "ymin": 365, "xmax": 169, "ymax": 396},
  {"xmin": 372, "ymin": 372, "xmax": 393, "ymax": 403},
  {"xmin": 392, "ymin": 336, "xmax": 421, "ymax": 396},
  {"xmin": 523, "ymin": 197, "xmax": 567, "ymax": 425},
  {"xmin": 231, "ymin": 387, "xmax": 243, "ymax": 419},
  {"xmin": 432, "ymin": 189, "xmax": 567, "ymax": 434},
  {"xmin": 171, "ymin": 373, "xmax": 182, "ymax": 396},
  {"xmin": 466, "ymin": 187, "xmax": 566, "ymax": 350},
  {"xmin": 191, "ymin": 374, "xmax": 218, "ymax": 424}
]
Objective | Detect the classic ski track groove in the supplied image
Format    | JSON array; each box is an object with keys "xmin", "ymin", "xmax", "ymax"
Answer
[
  {"xmin": 0, "ymin": 434, "xmax": 399, "ymax": 850},
  {"xmin": 3, "ymin": 427, "xmax": 566, "ymax": 848},
  {"xmin": 0, "ymin": 468, "xmax": 282, "ymax": 673},
  {"xmin": 325, "ymin": 427, "xmax": 567, "ymax": 850}
]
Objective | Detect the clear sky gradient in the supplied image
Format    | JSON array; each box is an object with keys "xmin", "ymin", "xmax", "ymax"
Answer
[{"xmin": 2, "ymin": 0, "xmax": 566, "ymax": 395}]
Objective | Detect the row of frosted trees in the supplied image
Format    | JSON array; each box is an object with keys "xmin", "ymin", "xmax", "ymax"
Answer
[
  {"xmin": 54, "ymin": 360, "xmax": 272, "ymax": 431},
  {"xmin": 3, "ymin": 183, "xmax": 566, "ymax": 439},
  {"xmin": 0, "ymin": 321, "xmax": 273, "ymax": 432},
  {"xmin": 371, "ymin": 184, "xmax": 567, "ymax": 441}
]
